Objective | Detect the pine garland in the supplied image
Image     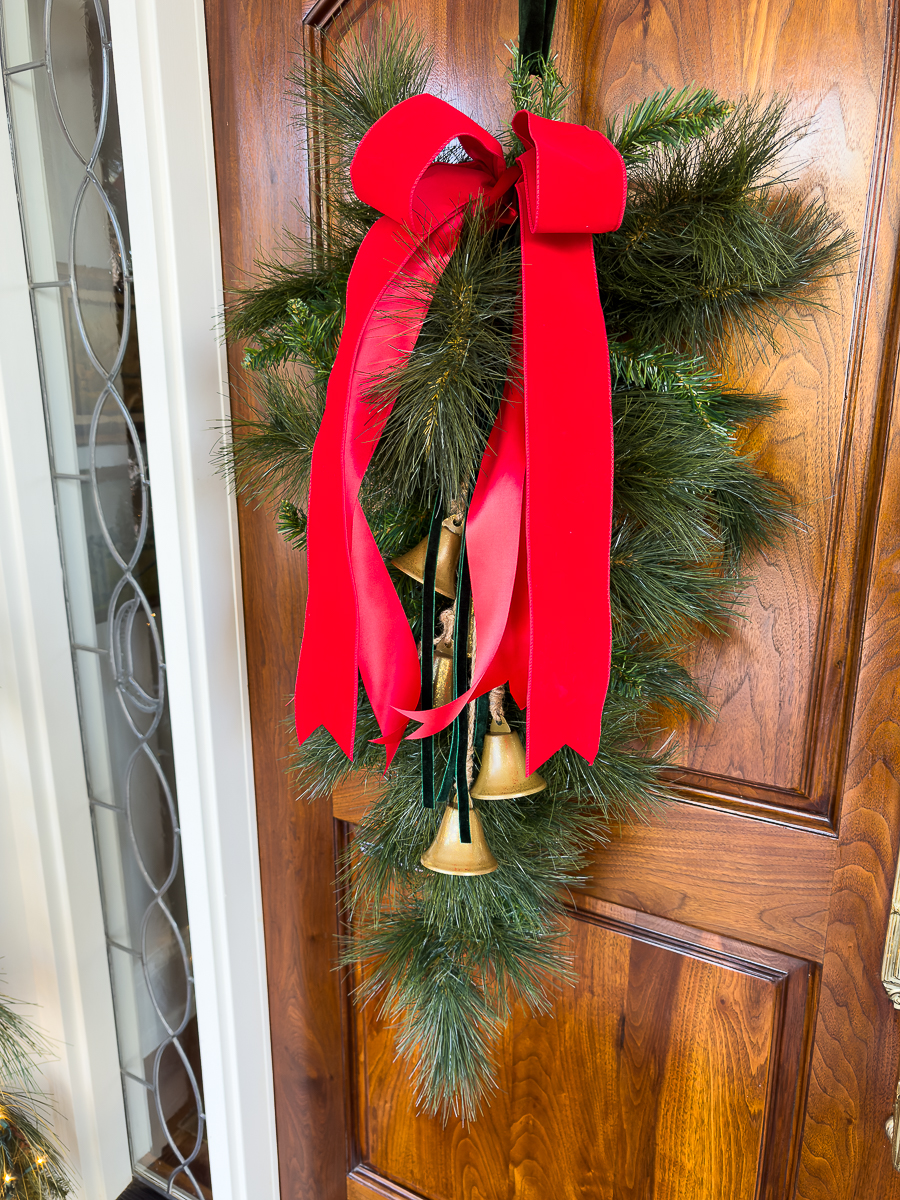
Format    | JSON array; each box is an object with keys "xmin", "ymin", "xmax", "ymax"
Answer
[{"xmin": 222, "ymin": 26, "xmax": 848, "ymax": 1121}]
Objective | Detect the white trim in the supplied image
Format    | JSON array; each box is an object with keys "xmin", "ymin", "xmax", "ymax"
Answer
[
  {"xmin": 0, "ymin": 72, "xmax": 131, "ymax": 1200},
  {"xmin": 106, "ymin": 3, "xmax": 279, "ymax": 1200}
]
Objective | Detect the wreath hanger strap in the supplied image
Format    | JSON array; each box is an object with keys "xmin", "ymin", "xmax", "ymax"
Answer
[
  {"xmin": 419, "ymin": 499, "xmax": 445, "ymax": 809},
  {"xmin": 518, "ymin": 0, "xmax": 559, "ymax": 74}
]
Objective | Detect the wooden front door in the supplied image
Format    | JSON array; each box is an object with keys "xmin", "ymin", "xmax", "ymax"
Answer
[{"xmin": 204, "ymin": 0, "xmax": 900, "ymax": 1196}]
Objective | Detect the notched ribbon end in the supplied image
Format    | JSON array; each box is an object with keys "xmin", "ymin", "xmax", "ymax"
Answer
[{"xmin": 294, "ymin": 715, "xmax": 358, "ymax": 764}]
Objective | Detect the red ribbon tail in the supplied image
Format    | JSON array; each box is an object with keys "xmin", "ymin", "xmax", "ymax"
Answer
[{"xmin": 518, "ymin": 219, "xmax": 614, "ymax": 774}]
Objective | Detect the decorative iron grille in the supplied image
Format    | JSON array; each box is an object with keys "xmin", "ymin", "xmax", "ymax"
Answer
[{"xmin": 1, "ymin": 0, "xmax": 210, "ymax": 1194}]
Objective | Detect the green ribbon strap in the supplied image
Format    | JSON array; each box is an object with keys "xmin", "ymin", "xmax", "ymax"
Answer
[{"xmin": 420, "ymin": 500, "xmax": 445, "ymax": 809}]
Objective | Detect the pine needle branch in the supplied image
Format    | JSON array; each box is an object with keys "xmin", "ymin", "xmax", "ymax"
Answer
[
  {"xmin": 507, "ymin": 45, "xmax": 569, "ymax": 123},
  {"xmin": 0, "ymin": 986, "xmax": 72, "ymax": 1198},
  {"xmin": 607, "ymin": 85, "xmax": 732, "ymax": 167},
  {"xmin": 217, "ymin": 384, "xmax": 322, "ymax": 511},
  {"xmin": 291, "ymin": 21, "xmax": 435, "ymax": 192}
]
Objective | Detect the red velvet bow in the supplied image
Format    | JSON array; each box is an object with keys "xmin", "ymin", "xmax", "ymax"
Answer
[{"xmin": 294, "ymin": 94, "xmax": 626, "ymax": 773}]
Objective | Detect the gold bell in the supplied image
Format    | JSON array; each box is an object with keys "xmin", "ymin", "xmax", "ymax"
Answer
[
  {"xmin": 470, "ymin": 718, "xmax": 547, "ymax": 801},
  {"xmin": 391, "ymin": 517, "xmax": 463, "ymax": 599},
  {"xmin": 420, "ymin": 797, "xmax": 498, "ymax": 875}
]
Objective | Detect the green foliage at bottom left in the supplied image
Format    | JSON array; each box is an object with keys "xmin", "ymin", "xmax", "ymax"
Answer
[{"xmin": 0, "ymin": 985, "xmax": 71, "ymax": 1199}]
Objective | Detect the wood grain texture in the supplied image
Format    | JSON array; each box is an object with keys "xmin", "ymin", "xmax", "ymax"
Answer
[
  {"xmin": 579, "ymin": 805, "xmax": 834, "ymax": 962},
  {"xmin": 203, "ymin": 2, "xmax": 348, "ymax": 1197},
  {"xmin": 350, "ymin": 900, "xmax": 815, "ymax": 1200}
]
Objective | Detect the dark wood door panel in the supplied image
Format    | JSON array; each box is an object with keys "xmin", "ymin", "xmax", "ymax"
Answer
[
  {"xmin": 349, "ymin": 900, "xmax": 816, "ymax": 1200},
  {"xmin": 798, "ymin": 151, "xmax": 900, "ymax": 1191},
  {"xmin": 577, "ymin": 805, "xmax": 834, "ymax": 962},
  {"xmin": 204, "ymin": 0, "xmax": 900, "ymax": 1193}
]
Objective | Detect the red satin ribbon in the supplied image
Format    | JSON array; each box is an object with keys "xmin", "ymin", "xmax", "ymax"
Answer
[{"xmin": 294, "ymin": 94, "xmax": 626, "ymax": 773}]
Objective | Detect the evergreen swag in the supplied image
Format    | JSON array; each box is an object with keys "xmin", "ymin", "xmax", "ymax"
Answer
[{"xmin": 223, "ymin": 26, "xmax": 848, "ymax": 1121}]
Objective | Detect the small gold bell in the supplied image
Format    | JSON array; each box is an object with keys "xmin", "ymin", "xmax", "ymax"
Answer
[
  {"xmin": 469, "ymin": 718, "xmax": 547, "ymax": 801},
  {"xmin": 420, "ymin": 797, "xmax": 498, "ymax": 875},
  {"xmin": 391, "ymin": 517, "xmax": 463, "ymax": 599}
]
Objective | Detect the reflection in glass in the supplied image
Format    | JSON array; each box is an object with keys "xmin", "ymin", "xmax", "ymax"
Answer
[{"xmin": 1, "ymin": 1, "xmax": 210, "ymax": 1195}]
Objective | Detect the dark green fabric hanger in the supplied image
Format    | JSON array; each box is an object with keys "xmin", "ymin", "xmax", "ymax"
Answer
[{"xmin": 519, "ymin": 0, "xmax": 559, "ymax": 75}]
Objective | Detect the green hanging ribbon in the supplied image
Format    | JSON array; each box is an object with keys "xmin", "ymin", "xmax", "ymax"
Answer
[
  {"xmin": 472, "ymin": 692, "xmax": 491, "ymax": 770},
  {"xmin": 433, "ymin": 521, "xmax": 473, "ymax": 841},
  {"xmin": 453, "ymin": 542, "xmax": 473, "ymax": 842},
  {"xmin": 519, "ymin": 0, "xmax": 559, "ymax": 74},
  {"xmin": 419, "ymin": 500, "xmax": 446, "ymax": 809}
]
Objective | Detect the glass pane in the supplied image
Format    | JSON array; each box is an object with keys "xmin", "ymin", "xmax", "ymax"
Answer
[{"xmin": 1, "ymin": 2, "xmax": 211, "ymax": 1196}]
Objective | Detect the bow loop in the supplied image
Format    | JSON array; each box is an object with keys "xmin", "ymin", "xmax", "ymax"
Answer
[
  {"xmin": 352, "ymin": 94, "xmax": 506, "ymax": 232},
  {"xmin": 511, "ymin": 109, "xmax": 626, "ymax": 234}
]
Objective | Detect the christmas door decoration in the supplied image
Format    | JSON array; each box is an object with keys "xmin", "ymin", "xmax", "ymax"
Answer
[{"xmin": 225, "ymin": 27, "xmax": 847, "ymax": 1119}]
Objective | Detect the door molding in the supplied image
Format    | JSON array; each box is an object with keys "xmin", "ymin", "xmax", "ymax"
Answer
[{"xmin": 101, "ymin": 3, "xmax": 280, "ymax": 1197}]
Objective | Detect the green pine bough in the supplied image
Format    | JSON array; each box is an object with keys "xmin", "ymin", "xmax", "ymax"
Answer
[{"xmin": 223, "ymin": 26, "xmax": 849, "ymax": 1121}]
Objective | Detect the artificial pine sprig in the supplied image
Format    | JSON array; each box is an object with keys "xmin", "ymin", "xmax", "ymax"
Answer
[
  {"xmin": 218, "ymin": 370, "xmax": 324, "ymax": 507},
  {"xmin": 606, "ymin": 84, "xmax": 732, "ymax": 167},
  {"xmin": 291, "ymin": 21, "xmax": 434, "ymax": 201},
  {"xmin": 597, "ymin": 96, "xmax": 852, "ymax": 357},
  {"xmin": 0, "ymin": 1096, "xmax": 70, "ymax": 1200},
  {"xmin": 368, "ymin": 207, "xmax": 520, "ymax": 510},
  {"xmin": 508, "ymin": 46, "xmax": 570, "ymax": 126},
  {"xmin": 223, "ymin": 31, "xmax": 848, "ymax": 1121}
]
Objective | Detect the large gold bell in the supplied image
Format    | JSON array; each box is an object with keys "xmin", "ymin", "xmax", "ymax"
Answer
[
  {"xmin": 391, "ymin": 517, "xmax": 463, "ymax": 599},
  {"xmin": 420, "ymin": 797, "xmax": 498, "ymax": 875},
  {"xmin": 470, "ymin": 718, "xmax": 547, "ymax": 801}
]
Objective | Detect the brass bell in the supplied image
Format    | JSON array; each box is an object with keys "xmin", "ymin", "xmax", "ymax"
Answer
[
  {"xmin": 420, "ymin": 797, "xmax": 498, "ymax": 875},
  {"xmin": 470, "ymin": 718, "xmax": 547, "ymax": 801},
  {"xmin": 391, "ymin": 517, "xmax": 463, "ymax": 599}
]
